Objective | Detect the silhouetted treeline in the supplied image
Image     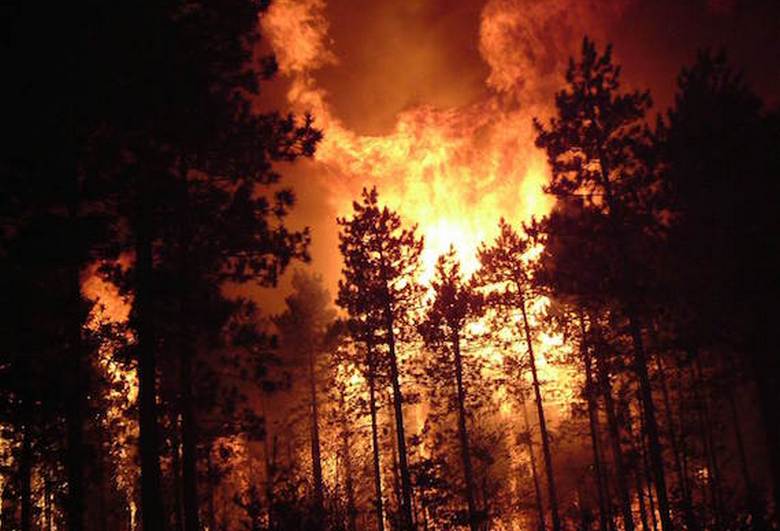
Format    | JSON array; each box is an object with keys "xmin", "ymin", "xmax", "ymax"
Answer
[{"xmin": 1, "ymin": 2, "xmax": 778, "ymax": 529}]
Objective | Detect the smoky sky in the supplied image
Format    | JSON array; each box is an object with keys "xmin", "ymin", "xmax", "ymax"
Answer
[
  {"xmin": 289, "ymin": 0, "xmax": 779, "ymax": 129},
  {"xmin": 249, "ymin": 0, "xmax": 780, "ymax": 313}
]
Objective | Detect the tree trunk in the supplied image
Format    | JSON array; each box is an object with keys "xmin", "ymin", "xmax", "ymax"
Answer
[
  {"xmin": 635, "ymin": 395, "xmax": 659, "ymax": 531},
  {"xmin": 366, "ymin": 351, "xmax": 386, "ymax": 531},
  {"xmin": 518, "ymin": 290, "xmax": 560, "ymax": 531},
  {"xmin": 20, "ymin": 423, "xmax": 32, "ymax": 531},
  {"xmin": 625, "ymin": 397, "xmax": 650, "ymax": 531},
  {"xmin": 627, "ymin": 313, "xmax": 672, "ymax": 531},
  {"xmin": 382, "ymin": 298, "xmax": 414, "ymax": 530},
  {"xmin": 134, "ymin": 197, "xmax": 165, "ymax": 531},
  {"xmin": 692, "ymin": 358, "xmax": 724, "ymax": 529},
  {"xmin": 598, "ymin": 153, "xmax": 672, "ymax": 531},
  {"xmin": 520, "ymin": 390, "xmax": 546, "ymax": 531},
  {"xmin": 44, "ymin": 470, "xmax": 53, "ymax": 531},
  {"xmin": 748, "ymin": 309, "xmax": 780, "ymax": 518},
  {"xmin": 388, "ymin": 397, "xmax": 402, "ymax": 530},
  {"xmin": 181, "ymin": 348, "xmax": 201, "ymax": 531},
  {"xmin": 171, "ymin": 415, "xmax": 184, "ymax": 531},
  {"xmin": 306, "ymin": 344, "xmax": 325, "ymax": 523},
  {"xmin": 580, "ymin": 315, "xmax": 611, "ymax": 531},
  {"xmin": 452, "ymin": 331, "xmax": 479, "ymax": 531},
  {"xmin": 726, "ymin": 382, "xmax": 760, "ymax": 525},
  {"xmin": 339, "ymin": 386, "xmax": 357, "ymax": 531},
  {"xmin": 653, "ymin": 350, "xmax": 696, "ymax": 530},
  {"xmin": 594, "ymin": 342, "xmax": 635, "ymax": 531},
  {"xmin": 206, "ymin": 450, "xmax": 217, "ymax": 531},
  {"xmin": 634, "ymin": 467, "xmax": 651, "ymax": 531},
  {"xmin": 65, "ymin": 201, "xmax": 86, "ymax": 531}
]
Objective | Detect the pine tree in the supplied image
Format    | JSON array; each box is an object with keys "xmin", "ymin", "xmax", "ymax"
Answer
[
  {"xmin": 476, "ymin": 219, "xmax": 561, "ymax": 531},
  {"xmin": 534, "ymin": 37, "xmax": 673, "ymax": 531},
  {"xmin": 337, "ymin": 187, "xmax": 424, "ymax": 530},
  {"xmin": 275, "ymin": 271, "xmax": 336, "ymax": 523},
  {"xmin": 419, "ymin": 247, "xmax": 484, "ymax": 531}
]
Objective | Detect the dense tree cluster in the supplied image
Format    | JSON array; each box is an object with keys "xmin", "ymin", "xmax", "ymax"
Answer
[{"xmin": 1, "ymin": 1, "xmax": 777, "ymax": 529}]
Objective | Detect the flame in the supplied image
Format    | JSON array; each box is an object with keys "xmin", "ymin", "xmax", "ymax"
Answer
[{"xmin": 263, "ymin": 0, "xmax": 558, "ymax": 285}]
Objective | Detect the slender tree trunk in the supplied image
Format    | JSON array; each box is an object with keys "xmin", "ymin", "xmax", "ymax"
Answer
[
  {"xmin": 171, "ymin": 415, "xmax": 184, "ymax": 531},
  {"xmin": 308, "ymin": 346, "xmax": 325, "ymax": 520},
  {"xmin": 44, "ymin": 471, "xmax": 53, "ymax": 531},
  {"xmin": 634, "ymin": 468, "xmax": 650, "ymax": 531},
  {"xmin": 452, "ymin": 331, "xmax": 479, "ymax": 531},
  {"xmin": 635, "ymin": 395, "xmax": 658, "ymax": 531},
  {"xmin": 653, "ymin": 350, "xmax": 696, "ymax": 530},
  {"xmin": 134, "ymin": 194, "xmax": 165, "ymax": 531},
  {"xmin": 388, "ymin": 397, "xmax": 402, "ymax": 529},
  {"xmin": 65, "ymin": 200, "xmax": 86, "ymax": 531},
  {"xmin": 692, "ymin": 357, "xmax": 724, "ymax": 529},
  {"xmin": 175, "ymin": 174, "xmax": 201, "ymax": 531},
  {"xmin": 518, "ymin": 289, "xmax": 560, "ymax": 531},
  {"xmin": 726, "ymin": 383, "xmax": 760, "ymax": 525},
  {"xmin": 382, "ymin": 296, "xmax": 414, "ymax": 530},
  {"xmin": 262, "ymin": 417, "xmax": 277, "ymax": 529},
  {"xmin": 339, "ymin": 386, "xmax": 357, "ymax": 531},
  {"xmin": 521, "ymin": 391, "xmax": 546, "ymax": 531},
  {"xmin": 748, "ymin": 309, "xmax": 780, "ymax": 517},
  {"xmin": 674, "ymin": 366, "xmax": 692, "ymax": 514},
  {"xmin": 20, "ymin": 423, "xmax": 32, "ymax": 531},
  {"xmin": 580, "ymin": 316, "xmax": 611, "ymax": 531},
  {"xmin": 206, "ymin": 450, "xmax": 217, "ymax": 531},
  {"xmin": 594, "ymin": 342, "xmax": 635, "ymax": 531},
  {"xmin": 181, "ymin": 348, "xmax": 201, "ymax": 531},
  {"xmin": 625, "ymin": 398, "xmax": 650, "ymax": 531},
  {"xmin": 366, "ymin": 352, "xmax": 386, "ymax": 531},
  {"xmin": 627, "ymin": 313, "xmax": 672, "ymax": 531},
  {"xmin": 598, "ymin": 156, "xmax": 672, "ymax": 531}
]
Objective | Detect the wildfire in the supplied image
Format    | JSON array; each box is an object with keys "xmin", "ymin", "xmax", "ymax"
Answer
[
  {"xmin": 262, "ymin": 0, "xmax": 560, "ymax": 285},
  {"xmin": 262, "ymin": 0, "xmax": 576, "ymax": 464}
]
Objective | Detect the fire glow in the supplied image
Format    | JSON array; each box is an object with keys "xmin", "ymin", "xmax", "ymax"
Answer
[{"xmin": 262, "ymin": 0, "xmax": 559, "ymax": 283}]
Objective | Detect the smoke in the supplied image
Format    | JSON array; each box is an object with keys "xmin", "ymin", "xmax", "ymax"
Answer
[{"xmin": 257, "ymin": 0, "xmax": 779, "ymax": 307}]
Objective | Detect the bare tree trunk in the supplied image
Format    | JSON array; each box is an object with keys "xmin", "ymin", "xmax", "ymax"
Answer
[
  {"xmin": 624, "ymin": 397, "xmax": 650, "ymax": 531},
  {"xmin": 598, "ymin": 158, "xmax": 672, "ymax": 531},
  {"xmin": 382, "ymin": 297, "xmax": 414, "ymax": 530},
  {"xmin": 20, "ymin": 423, "xmax": 32, "ymax": 531},
  {"xmin": 181, "ymin": 348, "xmax": 200, "ymax": 531},
  {"xmin": 65, "ymin": 256, "xmax": 86, "ymax": 531},
  {"xmin": 388, "ymin": 397, "xmax": 402, "ymax": 529},
  {"xmin": 452, "ymin": 331, "xmax": 479, "ymax": 531},
  {"xmin": 626, "ymin": 313, "xmax": 672, "ymax": 531},
  {"xmin": 692, "ymin": 357, "xmax": 724, "ymax": 529},
  {"xmin": 726, "ymin": 382, "xmax": 760, "ymax": 525},
  {"xmin": 653, "ymin": 350, "xmax": 696, "ymax": 530},
  {"xmin": 206, "ymin": 450, "xmax": 217, "ymax": 531},
  {"xmin": 580, "ymin": 316, "xmax": 611, "ymax": 531},
  {"xmin": 171, "ymin": 415, "xmax": 184, "ymax": 531},
  {"xmin": 594, "ymin": 341, "xmax": 635, "ymax": 531},
  {"xmin": 134, "ymin": 192, "xmax": 165, "ymax": 531},
  {"xmin": 308, "ymin": 345, "xmax": 324, "ymax": 520},
  {"xmin": 518, "ymin": 290, "xmax": 560, "ymax": 531},
  {"xmin": 339, "ymin": 385, "xmax": 357, "ymax": 531},
  {"xmin": 262, "ymin": 421, "xmax": 277, "ymax": 529},
  {"xmin": 44, "ymin": 470, "xmax": 53, "ymax": 531},
  {"xmin": 366, "ymin": 353, "xmax": 386, "ymax": 531},
  {"xmin": 520, "ymin": 390, "xmax": 546, "ymax": 531},
  {"xmin": 635, "ymin": 395, "xmax": 658, "ymax": 531}
]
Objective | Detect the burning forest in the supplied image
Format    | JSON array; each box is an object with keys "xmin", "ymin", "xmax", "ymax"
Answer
[{"xmin": 1, "ymin": 1, "xmax": 779, "ymax": 530}]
